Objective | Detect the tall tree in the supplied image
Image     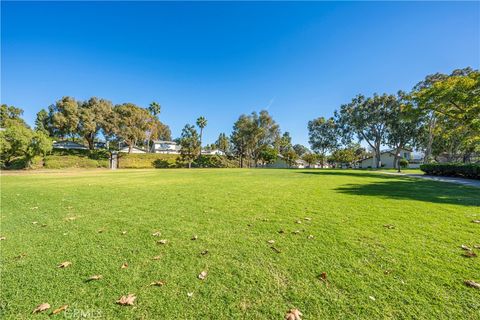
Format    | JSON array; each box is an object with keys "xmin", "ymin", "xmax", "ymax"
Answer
[
  {"xmin": 146, "ymin": 102, "xmax": 162, "ymax": 152},
  {"xmin": 113, "ymin": 103, "xmax": 150, "ymax": 153},
  {"xmin": 215, "ymin": 133, "xmax": 230, "ymax": 154},
  {"xmin": 34, "ymin": 109, "xmax": 51, "ymax": 135},
  {"xmin": 179, "ymin": 124, "xmax": 200, "ymax": 168},
  {"xmin": 385, "ymin": 92, "xmax": 424, "ymax": 169},
  {"xmin": 335, "ymin": 94, "xmax": 396, "ymax": 168},
  {"xmin": 1, "ymin": 104, "xmax": 26, "ymax": 127},
  {"xmin": 77, "ymin": 97, "xmax": 113, "ymax": 150},
  {"xmin": 196, "ymin": 116, "xmax": 207, "ymax": 156},
  {"xmin": 292, "ymin": 144, "xmax": 309, "ymax": 157},
  {"xmin": 307, "ymin": 117, "xmax": 338, "ymax": 168},
  {"xmin": 230, "ymin": 114, "xmax": 251, "ymax": 168},
  {"xmin": 50, "ymin": 97, "xmax": 79, "ymax": 140}
]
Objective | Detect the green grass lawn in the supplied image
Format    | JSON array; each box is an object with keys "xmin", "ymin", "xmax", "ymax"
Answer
[{"xmin": 1, "ymin": 169, "xmax": 479, "ymax": 319}]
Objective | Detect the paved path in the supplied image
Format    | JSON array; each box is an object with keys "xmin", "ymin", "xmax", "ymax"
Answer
[{"xmin": 380, "ymin": 171, "xmax": 480, "ymax": 188}]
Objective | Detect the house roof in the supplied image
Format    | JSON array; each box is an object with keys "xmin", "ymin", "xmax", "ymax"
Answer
[
  {"xmin": 52, "ymin": 141, "xmax": 88, "ymax": 149},
  {"xmin": 152, "ymin": 140, "xmax": 177, "ymax": 144}
]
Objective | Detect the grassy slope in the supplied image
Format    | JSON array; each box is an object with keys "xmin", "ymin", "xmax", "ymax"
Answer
[{"xmin": 0, "ymin": 169, "xmax": 479, "ymax": 319}]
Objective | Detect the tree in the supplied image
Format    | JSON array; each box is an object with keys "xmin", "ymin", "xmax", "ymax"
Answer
[
  {"xmin": 385, "ymin": 92, "xmax": 424, "ymax": 169},
  {"xmin": 77, "ymin": 97, "xmax": 113, "ymax": 150},
  {"xmin": 146, "ymin": 102, "xmax": 162, "ymax": 152},
  {"xmin": 196, "ymin": 116, "xmax": 207, "ymax": 156},
  {"xmin": 293, "ymin": 144, "xmax": 309, "ymax": 157},
  {"xmin": 230, "ymin": 114, "xmax": 251, "ymax": 168},
  {"xmin": 34, "ymin": 109, "xmax": 50, "ymax": 135},
  {"xmin": 179, "ymin": 124, "xmax": 200, "ymax": 168},
  {"xmin": 335, "ymin": 94, "xmax": 396, "ymax": 168},
  {"xmin": 113, "ymin": 103, "xmax": 150, "ymax": 153},
  {"xmin": 259, "ymin": 146, "xmax": 278, "ymax": 165},
  {"xmin": 1, "ymin": 104, "xmax": 26, "ymax": 127},
  {"xmin": 302, "ymin": 153, "xmax": 319, "ymax": 167},
  {"xmin": 215, "ymin": 133, "xmax": 230, "ymax": 154},
  {"xmin": 412, "ymin": 68, "xmax": 479, "ymax": 163},
  {"xmin": 50, "ymin": 97, "xmax": 79, "ymax": 140},
  {"xmin": 283, "ymin": 148, "xmax": 298, "ymax": 167},
  {"xmin": 307, "ymin": 117, "xmax": 338, "ymax": 168},
  {"xmin": 0, "ymin": 113, "xmax": 52, "ymax": 168}
]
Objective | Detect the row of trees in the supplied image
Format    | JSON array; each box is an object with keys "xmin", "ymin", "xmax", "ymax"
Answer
[
  {"xmin": 307, "ymin": 67, "xmax": 479, "ymax": 168},
  {"xmin": 35, "ymin": 97, "xmax": 171, "ymax": 152}
]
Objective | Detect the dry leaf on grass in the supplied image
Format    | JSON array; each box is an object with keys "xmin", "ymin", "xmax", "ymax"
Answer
[
  {"xmin": 152, "ymin": 231, "xmax": 161, "ymax": 237},
  {"xmin": 32, "ymin": 221, "xmax": 38, "ymax": 225},
  {"xmin": 14, "ymin": 253, "xmax": 27, "ymax": 260},
  {"xmin": 463, "ymin": 251, "xmax": 477, "ymax": 258},
  {"xmin": 121, "ymin": 231, "xmax": 127, "ymax": 235},
  {"xmin": 304, "ymin": 217, "xmax": 311, "ymax": 221},
  {"xmin": 65, "ymin": 216, "xmax": 77, "ymax": 221},
  {"xmin": 157, "ymin": 239, "xmax": 168, "ymax": 245},
  {"xmin": 307, "ymin": 235, "xmax": 314, "ymax": 239},
  {"xmin": 0, "ymin": 236, "xmax": 6, "ymax": 241},
  {"xmin": 278, "ymin": 230, "xmax": 285, "ymax": 234},
  {"xmin": 474, "ymin": 245, "xmax": 480, "ymax": 249},
  {"xmin": 461, "ymin": 244, "xmax": 472, "ymax": 251},
  {"xmin": 198, "ymin": 271, "xmax": 208, "ymax": 280},
  {"xmin": 52, "ymin": 304, "xmax": 68, "ymax": 314},
  {"xmin": 293, "ymin": 230, "xmax": 301, "ymax": 235},
  {"xmin": 187, "ymin": 292, "xmax": 194, "ymax": 297},
  {"xmin": 30, "ymin": 206, "xmax": 39, "ymax": 210},
  {"xmin": 191, "ymin": 235, "xmax": 198, "ymax": 240},
  {"xmin": 296, "ymin": 220, "xmax": 302, "ymax": 224},
  {"xmin": 58, "ymin": 261, "xmax": 71, "ymax": 268},
  {"xmin": 97, "ymin": 229, "xmax": 105, "ymax": 233},
  {"xmin": 285, "ymin": 308, "xmax": 302, "ymax": 320},
  {"xmin": 116, "ymin": 294, "xmax": 136, "ymax": 306},
  {"xmin": 465, "ymin": 280, "xmax": 480, "ymax": 289},
  {"xmin": 121, "ymin": 262, "xmax": 128, "ymax": 269},
  {"xmin": 200, "ymin": 250, "xmax": 209, "ymax": 256},
  {"xmin": 32, "ymin": 303, "xmax": 50, "ymax": 313},
  {"xmin": 471, "ymin": 220, "xmax": 480, "ymax": 224},
  {"xmin": 383, "ymin": 224, "xmax": 395, "ymax": 229},
  {"xmin": 319, "ymin": 272, "xmax": 329, "ymax": 287},
  {"xmin": 152, "ymin": 255, "xmax": 162, "ymax": 260},
  {"xmin": 267, "ymin": 240, "xmax": 275, "ymax": 244},
  {"xmin": 150, "ymin": 280, "xmax": 166, "ymax": 286},
  {"xmin": 369, "ymin": 296, "xmax": 376, "ymax": 301},
  {"xmin": 86, "ymin": 275, "xmax": 102, "ymax": 282},
  {"xmin": 271, "ymin": 246, "xmax": 281, "ymax": 254}
]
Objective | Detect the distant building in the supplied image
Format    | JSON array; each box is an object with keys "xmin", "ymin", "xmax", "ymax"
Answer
[
  {"xmin": 53, "ymin": 140, "xmax": 88, "ymax": 150},
  {"xmin": 119, "ymin": 146, "xmax": 147, "ymax": 154},
  {"xmin": 201, "ymin": 149, "xmax": 225, "ymax": 156},
  {"xmin": 358, "ymin": 148, "xmax": 413, "ymax": 169},
  {"xmin": 151, "ymin": 140, "xmax": 181, "ymax": 154}
]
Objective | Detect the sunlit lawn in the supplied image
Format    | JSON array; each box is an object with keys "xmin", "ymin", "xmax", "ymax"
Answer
[{"xmin": 1, "ymin": 169, "xmax": 479, "ymax": 319}]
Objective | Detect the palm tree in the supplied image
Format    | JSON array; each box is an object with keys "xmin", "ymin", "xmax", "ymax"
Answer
[
  {"xmin": 146, "ymin": 102, "xmax": 161, "ymax": 152},
  {"xmin": 196, "ymin": 116, "xmax": 207, "ymax": 156}
]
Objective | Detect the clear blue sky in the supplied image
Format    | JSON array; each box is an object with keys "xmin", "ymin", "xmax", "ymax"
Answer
[{"xmin": 2, "ymin": 1, "xmax": 479, "ymax": 146}]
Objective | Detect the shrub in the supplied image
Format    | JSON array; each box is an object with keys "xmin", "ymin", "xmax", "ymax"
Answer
[
  {"xmin": 399, "ymin": 158, "xmax": 409, "ymax": 169},
  {"xmin": 420, "ymin": 163, "xmax": 480, "ymax": 179},
  {"xmin": 44, "ymin": 155, "xmax": 109, "ymax": 169},
  {"xmin": 118, "ymin": 153, "xmax": 178, "ymax": 169}
]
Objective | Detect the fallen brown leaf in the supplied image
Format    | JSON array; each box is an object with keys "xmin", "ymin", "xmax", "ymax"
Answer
[
  {"xmin": 97, "ymin": 229, "xmax": 105, "ymax": 233},
  {"xmin": 319, "ymin": 272, "xmax": 329, "ymax": 287},
  {"xmin": 463, "ymin": 251, "xmax": 477, "ymax": 258},
  {"xmin": 116, "ymin": 294, "xmax": 136, "ymax": 306},
  {"xmin": 121, "ymin": 231, "xmax": 127, "ymax": 235},
  {"xmin": 296, "ymin": 220, "xmax": 302, "ymax": 224},
  {"xmin": 304, "ymin": 217, "xmax": 312, "ymax": 221},
  {"xmin": 465, "ymin": 280, "xmax": 480, "ymax": 289},
  {"xmin": 0, "ymin": 236, "xmax": 6, "ymax": 241},
  {"xmin": 200, "ymin": 250, "xmax": 209, "ymax": 256},
  {"xmin": 52, "ymin": 304, "xmax": 68, "ymax": 315},
  {"xmin": 270, "ymin": 246, "xmax": 281, "ymax": 254},
  {"xmin": 30, "ymin": 206, "xmax": 39, "ymax": 210},
  {"xmin": 121, "ymin": 262, "xmax": 128, "ymax": 269},
  {"xmin": 14, "ymin": 253, "xmax": 27, "ymax": 260},
  {"xmin": 267, "ymin": 240, "xmax": 275, "ymax": 244},
  {"xmin": 191, "ymin": 235, "xmax": 198, "ymax": 240},
  {"xmin": 461, "ymin": 244, "xmax": 472, "ymax": 251},
  {"xmin": 472, "ymin": 220, "xmax": 480, "ymax": 224},
  {"xmin": 307, "ymin": 235, "xmax": 314, "ymax": 239},
  {"xmin": 474, "ymin": 245, "xmax": 480, "ymax": 249},
  {"xmin": 58, "ymin": 261, "xmax": 71, "ymax": 268},
  {"xmin": 278, "ymin": 230, "xmax": 285, "ymax": 234},
  {"xmin": 285, "ymin": 308, "xmax": 302, "ymax": 320},
  {"xmin": 293, "ymin": 230, "xmax": 301, "ymax": 235},
  {"xmin": 152, "ymin": 231, "xmax": 161, "ymax": 237},
  {"xmin": 152, "ymin": 255, "xmax": 162, "ymax": 260},
  {"xmin": 157, "ymin": 239, "xmax": 168, "ymax": 245},
  {"xmin": 383, "ymin": 224, "xmax": 395, "ymax": 229},
  {"xmin": 198, "ymin": 271, "xmax": 207, "ymax": 280},
  {"xmin": 150, "ymin": 280, "xmax": 166, "ymax": 286},
  {"xmin": 32, "ymin": 303, "xmax": 50, "ymax": 314},
  {"xmin": 86, "ymin": 275, "xmax": 103, "ymax": 282},
  {"xmin": 32, "ymin": 221, "xmax": 38, "ymax": 225},
  {"xmin": 187, "ymin": 292, "xmax": 194, "ymax": 297}
]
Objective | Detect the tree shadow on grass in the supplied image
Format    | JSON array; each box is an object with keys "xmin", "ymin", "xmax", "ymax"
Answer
[{"xmin": 298, "ymin": 170, "xmax": 480, "ymax": 207}]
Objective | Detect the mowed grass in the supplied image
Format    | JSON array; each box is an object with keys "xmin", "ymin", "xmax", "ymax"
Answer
[{"xmin": 0, "ymin": 169, "xmax": 479, "ymax": 319}]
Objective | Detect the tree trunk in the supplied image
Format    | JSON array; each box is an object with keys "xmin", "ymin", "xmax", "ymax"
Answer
[
  {"xmin": 128, "ymin": 144, "xmax": 132, "ymax": 154},
  {"xmin": 188, "ymin": 161, "xmax": 192, "ymax": 169},
  {"xmin": 424, "ymin": 113, "xmax": 436, "ymax": 163},
  {"xmin": 374, "ymin": 141, "xmax": 381, "ymax": 168},
  {"xmin": 86, "ymin": 133, "xmax": 95, "ymax": 150},
  {"xmin": 199, "ymin": 128, "xmax": 203, "ymax": 157}
]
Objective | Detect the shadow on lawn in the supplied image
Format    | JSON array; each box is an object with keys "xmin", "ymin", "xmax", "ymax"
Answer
[{"xmin": 298, "ymin": 170, "xmax": 480, "ymax": 206}]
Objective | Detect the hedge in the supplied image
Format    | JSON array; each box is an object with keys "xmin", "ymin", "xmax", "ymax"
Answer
[
  {"xmin": 118, "ymin": 153, "xmax": 239, "ymax": 169},
  {"xmin": 420, "ymin": 163, "xmax": 480, "ymax": 179},
  {"xmin": 44, "ymin": 155, "xmax": 109, "ymax": 169}
]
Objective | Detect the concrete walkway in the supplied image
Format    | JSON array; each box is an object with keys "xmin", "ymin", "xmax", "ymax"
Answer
[{"xmin": 380, "ymin": 171, "xmax": 480, "ymax": 188}]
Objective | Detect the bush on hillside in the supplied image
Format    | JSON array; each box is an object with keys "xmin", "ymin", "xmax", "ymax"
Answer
[
  {"xmin": 420, "ymin": 163, "xmax": 480, "ymax": 179},
  {"xmin": 44, "ymin": 155, "xmax": 109, "ymax": 169}
]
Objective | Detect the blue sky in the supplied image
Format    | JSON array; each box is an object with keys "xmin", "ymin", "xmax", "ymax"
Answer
[{"xmin": 1, "ymin": 1, "xmax": 479, "ymax": 146}]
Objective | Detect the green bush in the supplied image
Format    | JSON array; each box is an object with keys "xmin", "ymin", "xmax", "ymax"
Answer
[
  {"xmin": 399, "ymin": 158, "xmax": 409, "ymax": 168},
  {"xmin": 118, "ymin": 153, "xmax": 179, "ymax": 169},
  {"xmin": 420, "ymin": 163, "xmax": 480, "ymax": 179}
]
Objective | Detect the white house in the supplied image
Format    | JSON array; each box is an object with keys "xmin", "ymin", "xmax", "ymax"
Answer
[
  {"xmin": 151, "ymin": 140, "xmax": 181, "ymax": 154},
  {"xmin": 53, "ymin": 141, "xmax": 88, "ymax": 150},
  {"xmin": 358, "ymin": 148, "xmax": 412, "ymax": 169},
  {"xmin": 201, "ymin": 149, "xmax": 225, "ymax": 156},
  {"xmin": 119, "ymin": 146, "xmax": 147, "ymax": 154}
]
